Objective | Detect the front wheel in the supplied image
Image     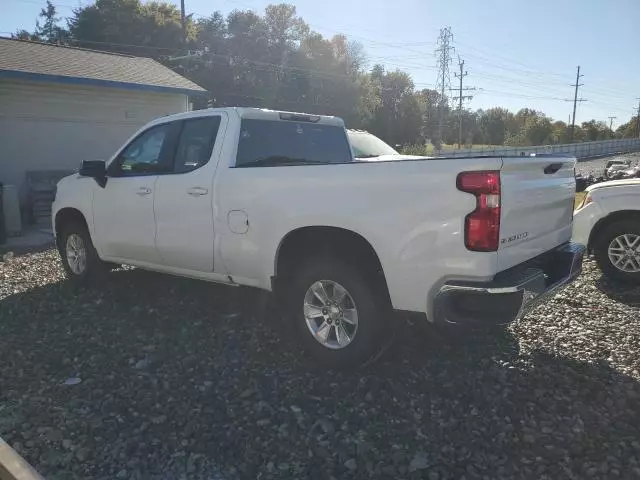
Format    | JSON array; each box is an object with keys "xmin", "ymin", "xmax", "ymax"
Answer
[
  {"xmin": 593, "ymin": 219, "xmax": 640, "ymax": 283},
  {"xmin": 286, "ymin": 258, "xmax": 387, "ymax": 368},
  {"xmin": 58, "ymin": 222, "xmax": 106, "ymax": 283}
]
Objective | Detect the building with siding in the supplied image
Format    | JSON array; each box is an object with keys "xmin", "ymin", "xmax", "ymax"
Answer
[{"xmin": 0, "ymin": 37, "xmax": 206, "ymax": 220}]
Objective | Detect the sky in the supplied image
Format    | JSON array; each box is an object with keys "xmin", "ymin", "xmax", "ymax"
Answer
[{"xmin": 3, "ymin": 0, "xmax": 639, "ymax": 129}]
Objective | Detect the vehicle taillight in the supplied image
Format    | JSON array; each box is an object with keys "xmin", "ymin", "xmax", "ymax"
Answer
[{"xmin": 457, "ymin": 171, "xmax": 501, "ymax": 252}]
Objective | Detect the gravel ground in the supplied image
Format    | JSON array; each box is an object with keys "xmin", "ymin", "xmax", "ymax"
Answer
[
  {"xmin": 575, "ymin": 152, "xmax": 640, "ymax": 177},
  {"xmin": 1, "ymin": 250, "xmax": 640, "ymax": 479}
]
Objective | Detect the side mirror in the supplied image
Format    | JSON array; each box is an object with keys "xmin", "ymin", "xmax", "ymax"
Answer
[
  {"xmin": 575, "ymin": 176, "xmax": 587, "ymax": 193},
  {"xmin": 79, "ymin": 160, "xmax": 107, "ymax": 187}
]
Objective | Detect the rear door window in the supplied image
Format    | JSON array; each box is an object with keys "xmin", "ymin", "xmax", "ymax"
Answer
[
  {"xmin": 173, "ymin": 116, "xmax": 222, "ymax": 173},
  {"xmin": 235, "ymin": 119, "xmax": 352, "ymax": 167}
]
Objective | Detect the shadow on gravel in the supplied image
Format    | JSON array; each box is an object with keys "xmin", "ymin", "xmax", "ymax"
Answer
[
  {"xmin": 594, "ymin": 274, "xmax": 640, "ymax": 308},
  {"xmin": 1, "ymin": 268, "xmax": 639, "ymax": 479}
]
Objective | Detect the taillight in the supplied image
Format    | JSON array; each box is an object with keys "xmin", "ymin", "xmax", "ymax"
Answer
[{"xmin": 457, "ymin": 171, "xmax": 501, "ymax": 252}]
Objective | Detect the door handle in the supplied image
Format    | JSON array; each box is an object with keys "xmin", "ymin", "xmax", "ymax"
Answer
[
  {"xmin": 136, "ymin": 187, "xmax": 152, "ymax": 196},
  {"xmin": 544, "ymin": 163, "xmax": 564, "ymax": 174},
  {"xmin": 187, "ymin": 187, "xmax": 209, "ymax": 196}
]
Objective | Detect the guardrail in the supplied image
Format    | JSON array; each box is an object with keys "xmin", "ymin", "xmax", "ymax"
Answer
[
  {"xmin": 432, "ymin": 138, "xmax": 640, "ymax": 159},
  {"xmin": 0, "ymin": 437, "xmax": 43, "ymax": 480}
]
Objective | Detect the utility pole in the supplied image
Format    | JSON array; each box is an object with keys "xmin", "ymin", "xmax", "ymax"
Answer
[
  {"xmin": 636, "ymin": 98, "xmax": 640, "ymax": 138},
  {"xmin": 180, "ymin": 0, "xmax": 186, "ymax": 46},
  {"xmin": 608, "ymin": 116, "xmax": 617, "ymax": 132},
  {"xmin": 434, "ymin": 27, "xmax": 455, "ymax": 148},
  {"xmin": 565, "ymin": 66, "xmax": 586, "ymax": 143},
  {"xmin": 451, "ymin": 57, "xmax": 475, "ymax": 148}
]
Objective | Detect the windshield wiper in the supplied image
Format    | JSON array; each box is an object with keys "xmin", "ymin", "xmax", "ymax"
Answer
[
  {"xmin": 236, "ymin": 155, "xmax": 327, "ymax": 167},
  {"xmin": 355, "ymin": 154, "xmax": 382, "ymax": 158}
]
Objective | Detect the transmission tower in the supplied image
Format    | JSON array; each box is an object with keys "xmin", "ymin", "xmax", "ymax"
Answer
[{"xmin": 434, "ymin": 27, "xmax": 455, "ymax": 146}]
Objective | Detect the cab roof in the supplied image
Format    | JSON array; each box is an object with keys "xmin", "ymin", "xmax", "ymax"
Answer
[{"xmin": 147, "ymin": 107, "xmax": 345, "ymax": 128}]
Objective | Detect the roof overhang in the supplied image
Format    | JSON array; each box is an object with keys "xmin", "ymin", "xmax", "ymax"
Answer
[{"xmin": 0, "ymin": 69, "xmax": 207, "ymax": 95}]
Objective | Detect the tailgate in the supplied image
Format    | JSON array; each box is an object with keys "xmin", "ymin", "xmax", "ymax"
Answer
[{"xmin": 498, "ymin": 155, "xmax": 576, "ymax": 271}]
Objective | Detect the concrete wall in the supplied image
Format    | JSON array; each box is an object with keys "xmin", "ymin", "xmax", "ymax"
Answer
[
  {"xmin": 431, "ymin": 138, "xmax": 640, "ymax": 159},
  {"xmin": 0, "ymin": 78, "xmax": 189, "ymax": 191}
]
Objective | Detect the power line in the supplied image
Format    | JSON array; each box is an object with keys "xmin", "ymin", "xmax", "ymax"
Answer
[
  {"xmin": 608, "ymin": 116, "xmax": 617, "ymax": 131},
  {"xmin": 452, "ymin": 39, "xmax": 568, "ymax": 78},
  {"xmin": 475, "ymin": 89, "xmax": 565, "ymax": 101},
  {"xmin": 565, "ymin": 66, "xmax": 586, "ymax": 143},
  {"xmin": 453, "ymin": 38, "xmax": 638, "ymax": 97}
]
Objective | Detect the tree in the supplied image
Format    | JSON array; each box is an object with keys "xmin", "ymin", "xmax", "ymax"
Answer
[
  {"xmin": 551, "ymin": 120, "xmax": 569, "ymax": 144},
  {"xmin": 523, "ymin": 115, "xmax": 553, "ymax": 145},
  {"xmin": 478, "ymin": 107, "xmax": 512, "ymax": 145},
  {"xmin": 12, "ymin": 29, "xmax": 40, "ymax": 41},
  {"xmin": 67, "ymin": 0, "xmax": 187, "ymax": 56},
  {"xmin": 616, "ymin": 117, "xmax": 639, "ymax": 139},
  {"xmin": 581, "ymin": 120, "xmax": 611, "ymax": 141},
  {"xmin": 366, "ymin": 67, "xmax": 422, "ymax": 146},
  {"xmin": 14, "ymin": 0, "xmax": 68, "ymax": 43}
]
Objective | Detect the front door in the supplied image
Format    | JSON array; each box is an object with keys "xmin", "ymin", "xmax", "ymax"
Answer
[
  {"xmin": 154, "ymin": 114, "xmax": 226, "ymax": 271},
  {"xmin": 93, "ymin": 122, "xmax": 176, "ymax": 263}
]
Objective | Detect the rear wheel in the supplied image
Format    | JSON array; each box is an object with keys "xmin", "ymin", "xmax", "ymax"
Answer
[
  {"xmin": 286, "ymin": 258, "xmax": 387, "ymax": 368},
  {"xmin": 58, "ymin": 222, "xmax": 107, "ymax": 283},
  {"xmin": 593, "ymin": 219, "xmax": 640, "ymax": 283}
]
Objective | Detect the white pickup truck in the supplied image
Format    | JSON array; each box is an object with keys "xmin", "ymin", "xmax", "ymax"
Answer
[{"xmin": 52, "ymin": 108, "xmax": 584, "ymax": 367}]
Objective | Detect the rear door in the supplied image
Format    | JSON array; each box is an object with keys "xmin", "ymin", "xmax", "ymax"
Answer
[
  {"xmin": 154, "ymin": 113, "xmax": 226, "ymax": 272},
  {"xmin": 498, "ymin": 155, "xmax": 576, "ymax": 271}
]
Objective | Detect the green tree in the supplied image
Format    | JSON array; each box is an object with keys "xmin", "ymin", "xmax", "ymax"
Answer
[
  {"xmin": 12, "ymin": 29, "xmax": 40, "ymax": 41},
  {"xmin": 478, "ymin": 107, "xmax": 513, "ymax": 145},
  {"xmin": 551, "ymin": 120, "xmax": 569, "ymax": 144},
  {"xmin": 615, "ymin": 117, "xmax": 639, "ymax": 138},
  {"xmin": 581, "ymin": 120, "xmax": 611, "ymax": 141},
  {"xmin": 523, "ymin": 115, "xmax": 553, "ymax": 145},
  {"xmin": 68, "ymin": 0, "xmax": 187, "ymax": 56},
  {"xmin": 366, "ymin": 67, "xmax": 422, "ymax": 146},
  {"xmin": 13, "ymin": 0, "xmax": 69, "ymax": 43}
]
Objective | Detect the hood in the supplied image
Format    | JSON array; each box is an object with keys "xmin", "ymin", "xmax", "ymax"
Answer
[
  {"xmin": 587, "ymin": 178, "xmax": 640, "ymax": 192},
  {"xmin": 355, "ymin": 154, "xmax": 431, "ymax": 162},
  {"xmin": 607, "ymin": 164, "xmax": 629, "ymax": 171}
]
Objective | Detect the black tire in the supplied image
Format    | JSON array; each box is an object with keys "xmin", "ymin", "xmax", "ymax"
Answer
[
  {"xmin": 286, "ymin": 257, "xmax": 388, "ymax": 369},
  {"xmin": 593, "ymin": 219, "xmax": 640, "ymax": 283},
  {"xmin": 57, "ymin": 221, "xmax": 106, "ymax": 283}
]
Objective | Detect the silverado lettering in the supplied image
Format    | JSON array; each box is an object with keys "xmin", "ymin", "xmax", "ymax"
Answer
[{"xmin": 501, "ymin": 232, "xmax": 529, "ymax": 244}]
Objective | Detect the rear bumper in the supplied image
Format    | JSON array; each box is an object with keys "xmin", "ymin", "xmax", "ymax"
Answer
[{"xmin": 432, "ymin": 242, "xmax": 585, "ymax": 325}]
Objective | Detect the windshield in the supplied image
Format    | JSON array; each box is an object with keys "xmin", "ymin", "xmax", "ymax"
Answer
[{"xmin": 348, "ymin": 130, "xmax": 399, "ymax": 157}]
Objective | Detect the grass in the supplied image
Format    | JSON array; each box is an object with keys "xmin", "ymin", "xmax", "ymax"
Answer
[{"xmin": 575, "ymin": 191, "xmax": 587, "ymax": 210}]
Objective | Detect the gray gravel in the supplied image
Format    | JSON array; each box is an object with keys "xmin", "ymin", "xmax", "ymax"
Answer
[
  {"xmin": 575, "ymin": 152, "xmax": 640, "ymax": 177},
  {"xmin": 1, "ymin": 250, "xmax": 640, "ymax": 479}
]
